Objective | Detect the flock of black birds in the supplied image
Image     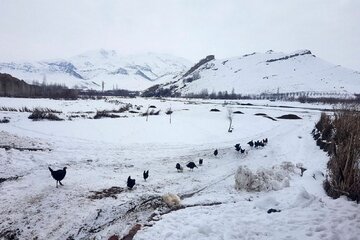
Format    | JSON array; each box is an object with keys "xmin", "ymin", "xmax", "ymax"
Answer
[
  {"xmin": 247, "ymin": 138, "xmax": 268, "ymax": 148},
  {"xmin": 48, "ymin": 138, "xmax": 269, "ymax": 190}
]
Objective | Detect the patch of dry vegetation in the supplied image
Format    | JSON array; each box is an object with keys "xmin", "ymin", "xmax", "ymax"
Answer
[
  {"xmin": 28, "ymin": 108, "xmax": 63, "ymax": 121},
  {"xmin": 314, "ymin": 107, "xmax": 360, "ymax": 202},
  {"xmin": 94, "ymin": 111, "xmax": 121, "ymax": 119},
  {"xmin": 88, "ymin": 187, "xmax": 125, "ymax": 200}
]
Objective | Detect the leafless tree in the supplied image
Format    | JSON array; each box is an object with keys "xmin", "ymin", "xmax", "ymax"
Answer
[
  {"xmin": 166, "ymin": 107, "xmax": 173, "ymax": 124},
  {"xmin": 227, "ymin": 108, "xmax": 233, "ymax": 132}
]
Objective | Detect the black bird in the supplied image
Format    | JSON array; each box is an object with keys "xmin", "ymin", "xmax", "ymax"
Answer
[
  {"xmin": 143, "ymin": 170, "xmax": 149, "ymax": 181},
  {"xmin": 247, "ymin": 140, "xmax": 254, "ymax": 147},
  {"xmin": 214, "ymin": 149, "xmax": 218, "ymax": 156},
  {"xmin": 199, "ymin": 158, "xmax": 203, "ymax": 165},
  {"xmin": 267, "ymin": 208, "xmax": 281, "ymax": 214},
  {"xmin": 300, "ymin": 167, "xmax": 307, "ymax": 177},
  {"xmin": 48, "ymin": 166, "xmax": 67, "ymax": 188},
  {"xmin": 127, "ymin": 176, "xmax": 136, "ymax": 190},
  {"xmin": 235, "ymin": 144, "xmax": 241, "ymax": 152},
  {"xmin": 240, "ymin": 148, "xmax": 245, "ymax": 154},
  {"xmin": 176, "ymin": 163, "xmax": 183, "ymax": 172},
  {"xmin": 263, "ymin": 138, "xmax": 268, "ymax": 144},
  {"xmin": 186, "ymin": 162, "xmax": 198, "ymax": 170}
]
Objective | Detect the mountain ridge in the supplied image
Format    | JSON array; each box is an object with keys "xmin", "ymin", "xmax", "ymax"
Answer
[
  {"xmin": 1, "ymin": 49, "xmax": 360, "ymax": 96},
  {"xmin": 0, "ymin": 50, "xmax": 192, "ymax": 91}
]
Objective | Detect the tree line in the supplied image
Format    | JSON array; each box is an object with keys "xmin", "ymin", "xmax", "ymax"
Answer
[{"xmin": 0, "ymin": 73, "xmax": 78, "ymax": 99}]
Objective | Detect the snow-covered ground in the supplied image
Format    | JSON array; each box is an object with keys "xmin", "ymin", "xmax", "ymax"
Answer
[{"xmin": 0, "ymin": 97, "xmax": 359, "ymax": 240}]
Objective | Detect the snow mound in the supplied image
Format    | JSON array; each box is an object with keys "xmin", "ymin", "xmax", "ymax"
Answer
[
  {"xmin": 254, "ymin": 196, "xmax": 280, "ymax": 210},
  {"xmin": 235, "ymin": 162, "xmax": 295, "ymax": 192},
  {"xmin": 0, "ymin": 131, "xmax": 50, "ymax": 149},
  {"xmin": 290, "ymin": 187, "xmax": 317, "ymax": 208},
  {"xmin": 162, "ymin": 193, "xmax": 181, "ymax": 207}
]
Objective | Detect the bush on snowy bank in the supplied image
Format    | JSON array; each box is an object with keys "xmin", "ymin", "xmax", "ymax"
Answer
[
  {"xmin": 316, "ymin": 107, "xmax": 360, "ymax": 203},
  {"xmin": 235, "ymin": 162, "xmax": 294, "ymax": 192},
  {"xmin": 93, "ymin": 110, "xmax": 121, "ymax": 119},
  {"xmin": 28, "ymin": 108, "xmax": 63, "ymax": 121}
]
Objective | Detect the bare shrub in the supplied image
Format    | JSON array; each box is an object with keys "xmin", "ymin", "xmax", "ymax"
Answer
[
  {"xmin": 28, "ymin": 108, "xmax": 63, "ymax": 121},
  {"xmin": 111, "ymin": 104, "xmax": 132, "ymax": 113},
  {"xmin": 94, "ymin": 111, "xmax": 120, "ymax": 119},
  {"xmin": 315, "ymin": 112, "xmax": 331, "ymax": 133},
  {"xmin": 319, "ymin": 107, "xmax": 360, "ymax": 202}
]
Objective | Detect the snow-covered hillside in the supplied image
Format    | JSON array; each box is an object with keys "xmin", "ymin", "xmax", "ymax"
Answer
[
  {"xmin": 153, "ymin": 50, "xmax": 360, "ymax": 96},
  {"xmin": 0, "ymin": 50, "xmax": 192, "ymax": 91}
]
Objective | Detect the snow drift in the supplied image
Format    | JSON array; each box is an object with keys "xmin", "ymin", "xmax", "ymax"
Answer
[{"xmin": 235, "ymin": 162, "xmax": 295, "ymax": 192}]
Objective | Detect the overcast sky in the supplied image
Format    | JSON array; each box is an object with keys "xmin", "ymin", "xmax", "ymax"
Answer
[{"xmin": 0, "ymin": 0, "xmax": 359, "ymax": 70}]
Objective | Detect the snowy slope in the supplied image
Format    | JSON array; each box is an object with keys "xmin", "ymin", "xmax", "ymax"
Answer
[
  {"xmin": 156, "ymin": 50, "xmax": 360, "ymax": 96},
  {"xmin": 0, "ymin": 97, "xmax": 359, "ymax": 239},
  {"xmin": 0, "ymin": 50, "xmax": 191, "ymax": 91}
]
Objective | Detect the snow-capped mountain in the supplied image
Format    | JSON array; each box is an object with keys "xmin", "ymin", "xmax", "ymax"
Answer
[
  {"xmin": 149, "ymin": 50, "xmax": 360, "ymax": 97},
  {"xmin": 0, "ymin": 50, "xmax": 192, "ymax": 91}
]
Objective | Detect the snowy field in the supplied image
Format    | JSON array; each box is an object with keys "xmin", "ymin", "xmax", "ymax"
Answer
[{"xmin": 0, "ymin": 97, "xmax": 359, "ymax": 240}]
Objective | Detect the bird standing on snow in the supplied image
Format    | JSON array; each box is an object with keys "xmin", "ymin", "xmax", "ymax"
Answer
[
  {"xmin": 176, "ymin": 163, "xmax": 183, "ymax": 172},
  {"xmin": 143, "ymin": 170, "xmax": 149, "ymax": 181},
  {"xmin": 48, "ymin": 166, "xmax": 67, "ymax": 188},
  {"xmin": 214, "ymin": 149, "xmax": 218, "ymax": 156},
  {"xmin": 186, "ymin": 162, "xmax": 198, "ymax": 170},
  {"xmin": 199, "ymin": 158, "xmax": 203, "ymax": 165},
  {"xmin": 127, "ymin": 176, "xmax": 136, "ymax": 190}
]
